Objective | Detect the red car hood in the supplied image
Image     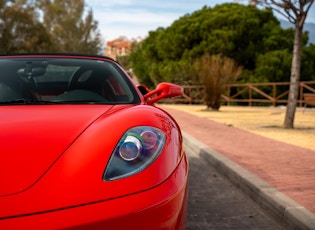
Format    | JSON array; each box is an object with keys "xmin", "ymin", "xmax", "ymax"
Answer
[{"xmin": 0, "ymin": 105, "xmax": 113, "ymax": 196}]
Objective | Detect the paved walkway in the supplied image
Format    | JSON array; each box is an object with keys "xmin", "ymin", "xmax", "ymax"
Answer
[{"xmin": 160, "ymin": 106, "xmax": 315, "ymax": 216}]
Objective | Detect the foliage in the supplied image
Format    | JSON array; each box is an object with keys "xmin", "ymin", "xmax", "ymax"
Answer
[
  {"xmin": 301, "ymin": 44, "xmax": 315, "ymax": 81},
  {"xmin": 36, "ymin": 0, "xmax": 103, "ymax": 54},
  {"xmin": 257, "ymin": 0, "xmax": 314, "ymax": 128},
  {"xmin": 194, "ymin": 54, "xmax": 243, "ymax": 110},
  {"xmin": 255, "ymin": 50, "xmax": 292, "ymax": 83},
  {"xmin": 0, "ymin": 0, "xmax": 103, "ymax": 54},
  {"xmin": 130, "ymin": 3, "xmax": 304, "ymax": 89},
  {"xmin": 0, "ymin": 0, "xmax": 53, "ymax": 53}
]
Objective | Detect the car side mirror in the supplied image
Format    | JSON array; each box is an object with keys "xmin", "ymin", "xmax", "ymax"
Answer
[
  {"xmin": 137, "ymin": 84, "xmax": 150, "ymax": 96},
  {"xmin": 142, "ymin": 82, "xmax": 183, "ymax": 105}
]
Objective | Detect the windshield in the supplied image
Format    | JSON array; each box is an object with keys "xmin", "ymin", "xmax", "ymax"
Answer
[{"xmin": 0, "ymin": 56, "xmax": 140, "ymax": 105}]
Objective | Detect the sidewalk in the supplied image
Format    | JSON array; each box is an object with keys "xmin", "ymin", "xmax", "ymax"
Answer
[{"xmin": 160, "ymin": 105, "xmax": 315, "ymax": 229}]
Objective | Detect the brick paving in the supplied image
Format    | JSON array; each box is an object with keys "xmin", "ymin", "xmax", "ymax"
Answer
[{"xmin": 161, "ymin": 106, "xmax": 315, "ymax": 214}]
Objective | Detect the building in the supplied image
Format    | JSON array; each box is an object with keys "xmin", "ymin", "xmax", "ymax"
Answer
[
  {"xmin": 104, "ymin": 36, "xmax": 142, "ymax": 83},
  {"xmin": 104, "ymin": 36, "xmax": 131, "ymax": 60}
]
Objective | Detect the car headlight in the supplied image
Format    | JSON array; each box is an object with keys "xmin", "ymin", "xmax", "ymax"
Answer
[{"xmin": 103, "ymin": 126, "xmax": 166, "ymax": 181}]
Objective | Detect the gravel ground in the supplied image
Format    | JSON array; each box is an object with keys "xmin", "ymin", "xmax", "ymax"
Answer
[{"xmin": 162, "ymin": 104, "xmax": 315, "ymax": 152}]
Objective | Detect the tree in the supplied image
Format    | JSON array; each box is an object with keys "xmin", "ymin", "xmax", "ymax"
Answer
[
  {"xmin": 0, "ymin": 0, "xmax": 53, "ymax": 53},
  {"xmin": 130, "ymin": 2, "xmax": 314, "ymax": 110},
  {"xmin": 255, "ymin": 50, "xmax": 292, "ymax": 83},
  {"xmin": 194, "ymin": 54, "xmax": 243, "ymax": 110},
  {"xmin": 0, "ymin": 0, "xmax": 103, "ymax": 54},
  {"xmin": 36, "ymin": 0, "xmax": 103, "ymax": 54},
  {"xmin": 130, "ymin": 3, "xmax": 294, "ymax": 88},
  {"xmin": 301, "ymin": 44, "xmax": 315, "ymax": 81},
  {"xmin": 257, "ymin": 0, "xmax": 314, "ymax": 128}
]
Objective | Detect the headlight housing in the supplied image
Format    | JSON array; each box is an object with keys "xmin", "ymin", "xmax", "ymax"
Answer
[{"xmin": 103, "ymin": 126, "xmax": 166, "ymax": 181}]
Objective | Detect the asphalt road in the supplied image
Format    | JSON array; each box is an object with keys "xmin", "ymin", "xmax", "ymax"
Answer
[{"xmin": 186, "ymin": 154, "xmax": 281, "ymax": 230}]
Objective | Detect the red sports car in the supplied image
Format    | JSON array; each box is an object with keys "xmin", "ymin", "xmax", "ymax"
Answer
[{"xmin": 0, "ymin": 54, "xmax": 188, "ymax": 229}]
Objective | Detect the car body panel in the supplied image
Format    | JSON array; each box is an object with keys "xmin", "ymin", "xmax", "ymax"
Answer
[
  {"xmin": 0, "ymin": 105, "xmax": 113, "ymax": 196},
  {"xmin": 0, "ymin": 104, "xmax": 184, "ymax": 217},
  {"xmin": 0, "ymin": 155, "xmax": 188, "ymax": 230}
]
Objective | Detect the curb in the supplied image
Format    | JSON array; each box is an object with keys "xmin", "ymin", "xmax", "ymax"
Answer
[{"xmin": 183, "ymin": 131, "xmax": 315, "ymax": 230}]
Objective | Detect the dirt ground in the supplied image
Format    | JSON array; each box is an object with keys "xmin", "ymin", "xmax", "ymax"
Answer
[{"xmin": 162, "ymin": 104, "xmax": 315, "ymax": 152}]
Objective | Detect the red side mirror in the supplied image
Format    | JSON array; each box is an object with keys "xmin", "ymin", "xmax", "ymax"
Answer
[{"xmin": 143, "ymin": 82, "xmax": 183, "ymax": 105}]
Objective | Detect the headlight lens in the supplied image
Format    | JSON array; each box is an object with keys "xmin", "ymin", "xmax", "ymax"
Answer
[{"xmin": 103, "ymin": 126, "xmax": 166, "ymax": 181}]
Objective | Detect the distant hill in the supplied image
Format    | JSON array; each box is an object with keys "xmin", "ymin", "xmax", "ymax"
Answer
[{"xmin": 279, "ymin": 19, "xmax": 315, "ymax": 45}]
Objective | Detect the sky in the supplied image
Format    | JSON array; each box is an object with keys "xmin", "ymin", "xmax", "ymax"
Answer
[{"xmin": 86, "ymin": 0, "xmax": 315, "ymax": 43}]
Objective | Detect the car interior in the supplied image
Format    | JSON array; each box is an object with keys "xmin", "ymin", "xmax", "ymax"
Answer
[{"xmin": 0, "ymin": 58, "xmax": 137, "ymax": 104}]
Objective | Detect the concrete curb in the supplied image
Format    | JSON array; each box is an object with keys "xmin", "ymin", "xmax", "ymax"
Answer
[{"xmin": 183, "ymin": 131, "xmax": 315, "ymax": 230}]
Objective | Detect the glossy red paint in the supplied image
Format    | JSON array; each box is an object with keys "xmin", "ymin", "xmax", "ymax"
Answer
[
  {"xmin": 0, "ymin": 105, "xmax": 113, "ymax": 196},
  {"xmin": 144, "ymin": 82, "xmax": 184, "ymax": 105},
  {"xmin": 0, "ymin": 54, "xmax": 188, "ymax": 229},
  {"xmin": 0, "ymin": 155, "xmax": 188, "ymax": 229}
]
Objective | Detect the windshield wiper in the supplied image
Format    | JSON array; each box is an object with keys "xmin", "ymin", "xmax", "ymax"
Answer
[{"xmin": 0, "ymin": 98, "xmax": 63, "ymax": 105}]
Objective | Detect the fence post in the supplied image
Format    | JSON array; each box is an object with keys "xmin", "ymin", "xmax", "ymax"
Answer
[
  {"xmin": 249, "ymin": 85, "xmax": 252, "ymax": 106},
  {"xmin": 299, "ymin": 83, "xmax": 303, "ymax": 107},
  {"xmin": 273, "ymin": 83, "xmax": 276, "ymax": 106}
]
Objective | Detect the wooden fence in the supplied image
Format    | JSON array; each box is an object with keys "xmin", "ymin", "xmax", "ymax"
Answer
[{"xmin": 168, "ymin": 81, "xmax": 315, "ymax": 107}]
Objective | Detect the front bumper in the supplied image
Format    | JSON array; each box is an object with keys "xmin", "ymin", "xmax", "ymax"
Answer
[{"xmin": 0, "ymin": 155, "xmax": 188, "ymax": 230}]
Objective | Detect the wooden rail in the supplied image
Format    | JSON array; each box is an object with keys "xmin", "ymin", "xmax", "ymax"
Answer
[{"xmin": 168, "ymin": 81, "xmax": 315, "ymax": 107}]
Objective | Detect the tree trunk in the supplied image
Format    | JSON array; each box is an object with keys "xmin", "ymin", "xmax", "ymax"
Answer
[{"xmin": 283, "ymin": 24, "xmax": 303, "ymax": 129}]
